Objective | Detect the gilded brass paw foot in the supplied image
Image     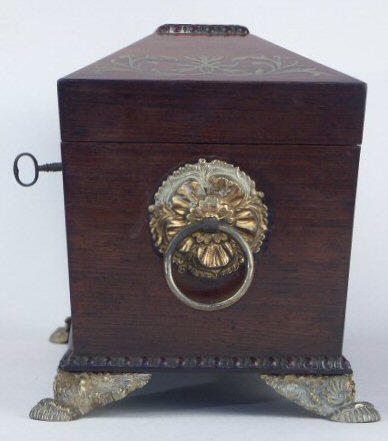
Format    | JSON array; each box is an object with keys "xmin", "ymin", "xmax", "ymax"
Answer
[
  {"xmin": 260, "ymin": 374, "xmax": 380, "ymax": 423},
  {"xmin": 49, "ymin": 317, "xmax": 71, "ymax": 344},
  {"xmin": 30, "ymin": 370, "xmax": 151, "ymax": 421}
]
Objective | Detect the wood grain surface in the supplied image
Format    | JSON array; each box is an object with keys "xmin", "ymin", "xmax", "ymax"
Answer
[
  {"xmin": 58, "ymin": 29, "xmax": 364, "ymax": 372},
  {"xmin": 58, "ymin": 80, "xmax": 365, "ymax": 146},
  {"xmin": 62, "ymin": 143, "xmax": 359, "ymax": 362},
  {"xmin": 58, "ymin": 31, "xmax": 366, "ymax": 146}
]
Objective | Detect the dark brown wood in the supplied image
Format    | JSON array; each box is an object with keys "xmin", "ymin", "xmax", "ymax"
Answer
[
  {"xmin": 57, "ymin": 28, "xmax": 365, "ymax": 374},
  {"xmin": 58, "ymin": 80, "xmax": 365, "ymax": 146},
  {"xmin": 58, "ymin": 32, "xmax": 366, "ymax": 146},
  {"xmin": 61, "ymin": 142, "xmax": 359, "ymax": 366}
]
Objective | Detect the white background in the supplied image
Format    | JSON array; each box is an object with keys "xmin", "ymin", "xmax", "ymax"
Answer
[{"xmin": 1, "ymin": 0, "xmax": 387, "ymax": 439}]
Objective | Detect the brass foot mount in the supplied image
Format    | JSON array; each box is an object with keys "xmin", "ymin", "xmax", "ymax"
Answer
[
  {"xmin": 261, "ymin": 374, "xmax": 380, "ymax": 423},
  {"xmin": 49, "ymin": 317, "xmax": 71, "ymax": 344},
  {"xmin": 29, "ymin": 370, "xmax": 380, "ymax": 422},
  {"xmin": 30, "ymin": 370, "xmax": 151, "ymax": 422}
]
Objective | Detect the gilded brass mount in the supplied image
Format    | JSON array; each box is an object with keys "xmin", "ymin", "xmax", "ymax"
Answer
[
  {"xmin": 149, "ymin": 159, "xmax": 268, "ymax": 279},
  {"xmin": 261, "ymin": 374, "xmax": 380, "ymax": 423},
  {"xmin": 29, "ymin": 366, "xmax": 380, "ymax": 422},
  {"xmin": 49, "ymin": 317, "xmax": 71, "ymax": 344},
  {"xmin": 30, "ymin": 370, "xmax": 151, "ymax": 422}
]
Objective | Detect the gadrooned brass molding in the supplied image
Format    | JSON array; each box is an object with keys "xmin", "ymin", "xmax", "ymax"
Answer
[
  {"xmin": 156, "ymin": 24, "xmax": 250, "ymax": 36},
  {"xmin": 261, "ymin": 374, "xmax": 380, "ymax": 423},
  {"xmin": 29, "ymin": 370, "xmax": 151, "ymax": 421},
  {"xmin": 149, "ymin": 159, "xmax": 268, "ymax": 279}
]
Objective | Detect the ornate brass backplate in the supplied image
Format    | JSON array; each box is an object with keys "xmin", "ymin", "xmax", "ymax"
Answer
[{"xmin": 149, "ymin": 159, "xmax": 268, "ymax": 279}]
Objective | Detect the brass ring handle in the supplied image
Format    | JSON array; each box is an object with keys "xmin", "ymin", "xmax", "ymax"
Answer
[{"xmin": 164, "ymin": 220, "xmax": 254, "ymax": 311}]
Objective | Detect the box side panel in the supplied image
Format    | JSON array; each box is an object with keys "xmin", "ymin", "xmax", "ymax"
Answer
[
  {"xmin": 62, "ymin": 142, "xmax": 359, "ymax": 365},
  {"xmin": 58, "ymin": 80, "xmax": 366, "ymax": 146}
]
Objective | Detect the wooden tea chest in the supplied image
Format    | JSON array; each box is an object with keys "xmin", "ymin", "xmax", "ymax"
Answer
[{"xmin": 17, "ymin": 24, "xmax": 379, "ymax": 422}]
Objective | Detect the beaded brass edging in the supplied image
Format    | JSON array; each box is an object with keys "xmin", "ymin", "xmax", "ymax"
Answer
[
  {"xmin": 59, "ymin": 351, "xmax": 352, "ymax": 375},
  {"xmin": 156, "ymin": 24, "xmax": 249, "ymax": 36}
]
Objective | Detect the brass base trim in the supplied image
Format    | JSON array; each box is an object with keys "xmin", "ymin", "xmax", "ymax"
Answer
[
  {"xmin": 261, "ymin": 374, "xmax": 380, "ymax": 423},
  {"xmin": 29, "ymin": 370, "xmax": 151, "ymax": 422}
]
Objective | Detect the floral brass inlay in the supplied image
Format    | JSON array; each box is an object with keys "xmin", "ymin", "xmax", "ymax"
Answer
[
  {"xmin": 108, "ymin": 54, "xmax": 329, "ymax": 77},
  {"xmin": 149, "ymin": 159, "xmax": 268, "ymax": 279}
]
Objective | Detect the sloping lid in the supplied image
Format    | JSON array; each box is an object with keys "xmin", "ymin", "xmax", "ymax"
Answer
[{"xmin": 59, "ymin": 24, "xmax": 366, "ymax": 145}]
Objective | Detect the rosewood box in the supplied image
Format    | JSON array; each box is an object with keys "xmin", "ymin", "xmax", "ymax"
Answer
[{"xmin": 16, "ymin": 24, "xmax": 380, "ymax": 423}]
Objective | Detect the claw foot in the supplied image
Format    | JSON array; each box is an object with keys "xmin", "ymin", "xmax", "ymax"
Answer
[
  {"xmin": 30, "ymin": 398, "xmax": 81, "ymax": 421},
  {"xmin": 330, "ymin": 401, "xmax": 380, "ymax": 423}
]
